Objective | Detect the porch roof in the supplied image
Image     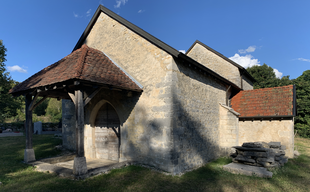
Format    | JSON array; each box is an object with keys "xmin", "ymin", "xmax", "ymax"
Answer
[
  {"xmin": 9, "ymin": 44, "xmax": 142, "ymax": 97},
  {"xmin": 231, "ymin": 85, "xmax": 296, "ymax": 118}
]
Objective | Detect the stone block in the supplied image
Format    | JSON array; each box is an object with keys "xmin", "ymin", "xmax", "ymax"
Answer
[
  {"xmin": 257, "ymin": 161, "xmax": 270, "ymax": 167},
  {"xmin": 242, "ymin": 151, "xmax": 267, "ymax": 158},
  {"xmin": 235, "ymin": 155, "xmax": 256, "ymax": 163},
  {"xmin": 24, "ymin": 149, "xmax": 36, "ymax": 163},
  {"xmin": 261, "ymin": 142, "xmax": 270, "ymax": 148},
  {"xmin": 242, "ymin": 142, "xmax": 264, "ymax": 148},
  {"xmin": 223, "ymin": 163, "xmax": 273, "ymax": 178},
  {"xmin": 257, "ymin": 157, "xmax": 275, "ymax": 163},
  {"xmin": 268, "ymin": 142, "xmax": 281, "ymax": 149},
  {"xmin": 272, "ymin": 149, "xmax": 285, "ymax": 156},
  {"xmin": 34, "ymin": 121, "xmax": 42, "ymax": 135},
  {"xmin": 73, "ymin": 157, "xmax": 88, "ymax": 176},
  {"xmin": 234, "ymin": 146, "xmax": 268, "ymax": 152}
]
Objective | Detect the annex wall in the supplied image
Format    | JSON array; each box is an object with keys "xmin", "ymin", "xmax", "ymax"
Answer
[
  {"xmin": 187, "ymin": 43, "xmax": 241, "ymax": 88},
  {"xmin": 169, "ymin": 58, "xmax": 228, "ymax": 174},
  {"xmin": 239, "ymin": 119, "xmax": 294, "ymax": 158}
]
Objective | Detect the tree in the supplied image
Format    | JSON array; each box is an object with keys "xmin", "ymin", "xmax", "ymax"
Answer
[
  {"xmin": 247, "ymin": 64, "xmax": 293, "ymax": 89},
  {"xmin": 0, "ymin": 40, "xmax": 23, "ymax": 122},
  {"xmin": 46, "ymin": 98, "xmax": 62, "ymax": 122},
  {"xmin": 294, "ymin": 70, "xmax": 310, "ymax": 137},
  {"xmin": 247, "ymin": 64, "xmax": 279, "ymax": 89},
  {"xmin": 33, "ymin": 97, "xmax": 50, "ymax": 116}
]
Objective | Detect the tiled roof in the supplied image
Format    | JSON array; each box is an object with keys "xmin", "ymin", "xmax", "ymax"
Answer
[
  {"xmin": 10, "ymin": 44, "xmax": 142, "ymax": 94},
  {"xmin": 231, "ymin": 85, "xmax": 295, "ymax": 117}
]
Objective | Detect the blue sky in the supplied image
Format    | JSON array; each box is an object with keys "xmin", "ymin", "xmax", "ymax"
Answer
[{"xmin": 1, "ymin": 0, "xmax": 309, "ymax": 83}]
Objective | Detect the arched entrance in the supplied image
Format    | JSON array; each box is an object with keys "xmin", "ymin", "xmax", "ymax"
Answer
[{"xmin": 94, "ymin": 102, "xmax": 120, "ymax": 161}]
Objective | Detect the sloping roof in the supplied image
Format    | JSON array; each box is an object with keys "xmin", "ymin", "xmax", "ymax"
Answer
[
  {"xmin": 186, "ymin": 40, "xmax": 256, "ymax": 82},
  {"xmin": 9, "ymin": 44, "xmax": 142, "ymax": 95},
  {"xmin": 231, "ymin": 85, "xmax": 296, "ymax": 118},
  {"xmin": 73, "ymin": 5, "xmax": 242, "ymax": 91}
]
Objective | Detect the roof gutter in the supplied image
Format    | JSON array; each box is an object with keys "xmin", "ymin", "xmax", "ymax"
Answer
[{"xmin": 239, "ymin": 115, "xmax": 295, "ymax": 121}]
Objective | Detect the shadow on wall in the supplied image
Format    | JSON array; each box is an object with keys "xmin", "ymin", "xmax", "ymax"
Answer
[{"xmin": 121, "ymin": 91, "xmax": 219, "ymax": 175}]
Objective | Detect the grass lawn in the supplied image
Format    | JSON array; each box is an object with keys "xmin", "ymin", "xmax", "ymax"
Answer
[{"xmin": 0, "ymin": 135, "xmax": 309, "ymax": 192}]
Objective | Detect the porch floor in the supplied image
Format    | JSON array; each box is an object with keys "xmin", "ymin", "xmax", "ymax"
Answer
[
  {"xmin": 55, "ymin": 158, "xmax": 117, "ymax": 170},
  {"xmin": 30, "ymin": 156, "xmax": 134, "ymax": 179}
]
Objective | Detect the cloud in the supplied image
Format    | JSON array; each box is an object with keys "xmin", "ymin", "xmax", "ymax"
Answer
[
  {"xmin": 179, "ymin": 50, "xmax": 186, "ymax": 54},
  {"xmin": 115, "ymin": 0, "xmax": 128, "ymax": 8},
  {"xmin": 229, "ymin": 54, "xmax": 283, "ymax": 78},
  {"xmin": 238, "ymin": 46, "xmax": 256, "ymax": 54},
  {"xmin": 229, "ymin": 54, "xmax": 260, "ymax": 68},
  {"xmin": 273, "ymin": 68, "xmax": 283, "ymax": 78},
  {"xmin": 297, "ymin": 58, "xmax": 310, "ymax": 62},
  {"xmin": 138, "ymin": 10, "xmax": 145, "ymax": 13},
  {"xmin": 86, "ymin": 9, "xmax": 91, "ymax": 17},
  {"xmin": 7, "ymin": 65, "xmax": 27, "ymax": 73},
  {"xmin": 73, "ymin": 12, "xmax": 79, "ymax": 18}
]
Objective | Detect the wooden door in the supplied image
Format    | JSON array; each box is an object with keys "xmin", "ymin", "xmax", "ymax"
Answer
[{"xmin": 94, "ymin": 103, "xmax": 120, "ymax": 161}]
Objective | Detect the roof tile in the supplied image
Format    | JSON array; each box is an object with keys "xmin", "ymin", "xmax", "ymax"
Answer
[
  {"xmin": 10, "ymin": 45, "xmax": 142, "ymax": 94},
  {"xmin": 231, "ymin": 85, "xmax": 294, "ymax": 117}
]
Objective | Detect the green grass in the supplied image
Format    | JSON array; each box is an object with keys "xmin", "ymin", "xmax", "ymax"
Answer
[{"xmin": 0, "ymin": 136, "xmax": 309, "ymax": 192}]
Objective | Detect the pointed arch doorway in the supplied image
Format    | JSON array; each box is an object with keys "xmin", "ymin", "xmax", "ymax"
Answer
[{"xmin": 94, "ymin": 102, "xmax": 120, "ymax": 161}]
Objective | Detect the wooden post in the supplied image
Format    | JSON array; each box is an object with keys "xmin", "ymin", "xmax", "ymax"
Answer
[
  {"xmin": 73, "ymin": 89, "xmax": 87, "ymax": 176},
  {"xmin": 76, "ymin": 90, "xmax": 85, "ymax": 157},
  {"xmin": 24, "ymin": 93, "xmax": 36, "ymax": 163}
]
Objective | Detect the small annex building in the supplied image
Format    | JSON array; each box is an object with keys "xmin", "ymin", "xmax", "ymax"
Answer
[{"xmin": 10, "ymin": 5, "xmax": 296, "ymax": 176}]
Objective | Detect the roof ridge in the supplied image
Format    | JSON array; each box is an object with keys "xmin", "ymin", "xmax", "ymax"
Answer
[
  {"xmin": 240, "ymin": 85, "xmax": 293, "ymax": 93},
  {"xmin": 75, "ymin": 44, "xmax": 88, "ymax": 78}
]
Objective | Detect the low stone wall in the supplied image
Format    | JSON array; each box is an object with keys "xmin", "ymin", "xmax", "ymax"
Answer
[{"xmin": 0, "ymin": 122, "xmax": 61, "ymax": 132}]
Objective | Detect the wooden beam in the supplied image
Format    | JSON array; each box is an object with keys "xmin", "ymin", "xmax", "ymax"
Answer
[
  {"xmin": 84, "ymin": 88, "xmax": 102, "ymax": 107},
  {"xmin": 30, "ymin": 96, "xmax": 48, "ymax": 111},
  {"xmin": 28, "ymin": 93, "xmax": 39, "ymax": 112},
  {"xmin": 68, "ymin": 92, "xmax": 76, "ymax": 105},
  {"xmin": 111, "ymin": 127, "xmax": 120, "ymax": 138}
]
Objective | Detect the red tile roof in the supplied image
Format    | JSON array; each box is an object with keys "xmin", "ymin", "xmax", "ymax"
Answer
[
  {"xmin": 231, "ymin": 85, "xmax": 295, "ymax": 117},
  {"xmin": 10, "ymin": 44, "xmax": 142, "ymax": 94}
]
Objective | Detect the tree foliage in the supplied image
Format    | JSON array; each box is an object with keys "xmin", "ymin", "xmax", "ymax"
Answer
[
  {"xmin": 0, "ymin": 40, "xmax": 23, "ymax": 122},
  {"xmin": 46, "ymin": 98, "xmax": 62, "ymax": 123},
  {"xmin": 247, "ymin": 64, "xmax": 293, "ymax": 89},
  {"xmin": 294, "ymin": 70, "xmax": 310, "ymax": 137},
  {"xmin": 33, "ymin": 97, "xmax": 50, "ymax": 116}
]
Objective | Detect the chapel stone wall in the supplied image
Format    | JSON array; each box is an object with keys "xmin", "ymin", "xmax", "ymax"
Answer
[
  {"xmin": 242, "ymin": 75, "xmax": 254, "ymax": 90},
  {"xmin": 80, "ymin": 11, "xmax": 178, "ymax": 172},
  {"xmin": 187, "ymin": 43, "xmax": 241, "ymax": 88},
  {"xmin": 169, "ymin": 58, "xmax": 227, "ymax": 174},
  {"xmin": 62, "ymin": 99, "xmax": 76, "ymax": 151}
]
